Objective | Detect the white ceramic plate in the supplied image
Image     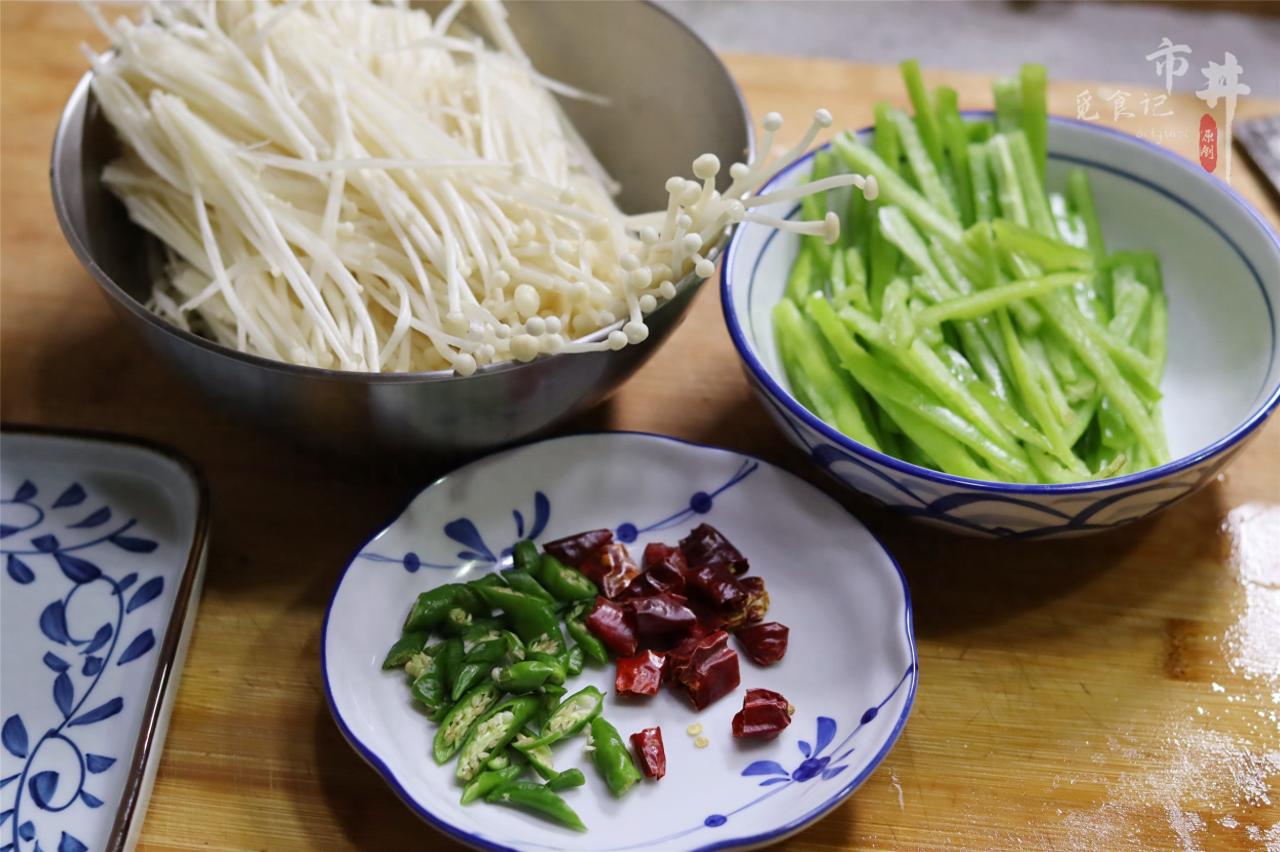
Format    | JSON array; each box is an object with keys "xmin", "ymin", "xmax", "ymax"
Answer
[
  {"xmin": 323, "ymin": 432, "xmax": 916, "ymax": 851},
  {"xmin": 0, "ymin": 428, "xmax": 208, "ymax": 852}
]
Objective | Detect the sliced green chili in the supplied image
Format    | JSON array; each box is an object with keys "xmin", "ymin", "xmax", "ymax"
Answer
[
  {"xmin": 460, "ymin": 765, "xmax": 522, "ymax": 805},
  {"xmin": 545, "ymin": 768, "xmax": 585, "ymax": 791},
  {"xmin": 485, "ymin": 780, "xmax": 586, "ymax": 832},
  {"xmin": 524, "ymin": 686, "xmax": 604, "ymax": 749},
  {"xmin": 535, "ymin": 554, "xmax": 598, "ymax": 601},
  {"xmin": 433, "ymin": 682, "xmax": 502, "ymax": 765},
  {"xmin": 588, "ymin": 716, "xmax": 643, "ymax": 798},
  {"xmin": 456, "ymin": 695, "xmax": 540, "ymax": 782},
  {"xmin": 474, "ymin": 585, "xmax": 561, "ymax": 643}
]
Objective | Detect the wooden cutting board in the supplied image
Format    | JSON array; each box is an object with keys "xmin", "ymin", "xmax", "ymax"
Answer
[{"xmin": 2, "ymin": 4, "xmax": 1278, "ymax": 849}]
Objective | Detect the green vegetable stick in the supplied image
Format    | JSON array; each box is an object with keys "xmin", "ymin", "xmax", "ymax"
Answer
[
  {"xmin": 837, "ymin": 302, "xmax": 1025, "ymax": 456},
  {"xmin": 990, "ymin": 220, "xmax": 1093, "ymax": 273},
  {"xmin": 1036, "ymin": 291, "xmax": 1167, "ymax": 460},
  {"xmin": 992, "ymin": 76, "xmax": 1022, "ymax": 133},
  {"xmin": 900, "ymin": 59, "xmax": 946, "ymax": 171},
  {"xmin": 1019, "ymin": 63, "xmax": 1049, "ymax": 179},
  {"xmin": 835, "ymin": 246, "xmax": 872, "ymax": 314},
  {"xmin": 996, "ymin": 309, "xmax": 1072, "ymax": 461},
  {"xmin": 834, "ymin": 134, "xmax": 966, "ymax": 249},
  {"xmin": 773, "ymin": 299, "xmax": 883, "ymax": 450},
  {"xmin": 913, "ymin": 273, "xmax": 1085, "ymax": 326},
  {"xmin": 936, "ymin": 86, "xmax": 975, "ymax": 226},
  {"xmin": 888, "ymin": 108, "xmax": 959, "ymax": 224},
  {"xmin": 1007, "ymin": 131, "xmax": 1056, "ymax": 237},
  {"xmin": 968, "ymin": 143, "xmax": 996, "ymax": 222},
  {"xmin": 878, "ymin": 397, "xmax": 996, "ymax": 480},
  {"xmin": 986, "ymin": 134, "xmax": 1028, "ymax": 227},
  {"xmin": 786, "ymin": 247, "xmax": 816, "ymax": 305},
  {"xmin": 808, "ymin": 296, "xmax": 1035, "ymax": 479}
]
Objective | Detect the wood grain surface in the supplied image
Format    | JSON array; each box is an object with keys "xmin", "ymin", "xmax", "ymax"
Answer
[{"xmin": 3, "ymin": 4, "xmax": 1278, "ymax": 850}]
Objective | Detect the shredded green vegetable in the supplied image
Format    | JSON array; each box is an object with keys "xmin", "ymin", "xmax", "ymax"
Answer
[{"xmin": 775, "ymin": 62, "xmax": 1169, "ymax": 484}]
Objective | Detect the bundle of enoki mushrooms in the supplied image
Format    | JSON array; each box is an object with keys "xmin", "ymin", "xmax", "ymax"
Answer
[{"xmin": 85, "ymin": 0, "xmax": 875, "ymax": 374}]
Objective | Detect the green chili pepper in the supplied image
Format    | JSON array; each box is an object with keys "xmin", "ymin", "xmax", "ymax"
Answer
[
  {"xmin": 456, "ymin": 695, "xmax": 540, "ymax": 782},
  {"xmin": 535, "ymin": 553, "xmax": 598, "ymax": 601},
  {"xmin": 534, "ymin": 684, "xmax": 567, "ymax": 730},
  {"xmin": 526, "ymin": 629, "xmax": 565, "ymax": 657},
  {"xmin": 438, "ymin": 606, "xmax": 477, "ymax": 636},
  {"xmin": 564, "ymin": 645, "xmax": 585, "ymax": 677},
  {"xmin": 485, "ymin": 780, "xmax": 586, "ymax": 832},
  {"xmin": 498, "ymin": 629, "xmax": 526, "ymax": 661},
  {"xmin": 433, "ymin": 682, "xmax": 502, "ymax": 764},
  {"xmin": 460, "ymin": 765, "xmax": 522, "ymax": 805},
  {"xmin": 513, "ymin": 731, "xmax": 557, "ymax": 780},
  {"xmin": 468, "ymin": 573, "xmax": 507, "ymax": 591},
  {"xmin": 438, "ymin": 638, "xmax": 464, "ymax": 695},
  {"xmin": 589, "ymin": 716, "xmax": 642, "ymax": 798},
  {"xmin": 545, "ymin": 768, "xmax": 585, "ymax": 791},
  {"xmin": 410, "ymin": 664, "xmax": 448, "ymax": 719},
  {"xmin": 512, "ymin": 540, "xmax": 541, "ymax": 574},
  {"xmin": 524, "ymin": 686, "xmax": 604, "ymax": 748},
  {"xmin": 501, "ymin": 569, "xmax": 557, "ymax": 603},
  {"xmin": 382, "ymin": 630, "xmax": 432, "ymax": 669},
  {"xmin": 564, "ymin": 617, "xmax": 608, "ymax": 665},
  {"xmin": 404, "ymin": 584, "xmax": 485, "ymax": 631},
  {"xmin": 451, "ymin": 662, "xmax": 488, "ymax": 702},
  {"xmin": 486, "ymin": 751, "xmax": 511, "ymax": 771},
  {"xmin": 494, "ymin": 659, "xmax": 561, "ymax": 692},
  {"xmin": 474, "ymin": 585, "xmax": 561, "ymax": 643},
  {"xmin": 464, "ymin": 634, "xmax": 507, "ymax": 666},
  {"xmin": 527, "ymin": 651, "xmax": 567, "ymax": 684}
]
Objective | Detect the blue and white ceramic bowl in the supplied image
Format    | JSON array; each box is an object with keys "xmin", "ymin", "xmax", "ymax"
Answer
[
  {"xmin": 323, "ymin": 432, "xmax": 916, "ymax": 851},
  {"xmin": 723, "ymin": 116, "xmax": 1280, "ymax": 538}
]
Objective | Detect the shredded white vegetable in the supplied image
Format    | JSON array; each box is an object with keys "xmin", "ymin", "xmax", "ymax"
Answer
[{"xmin": 87, "ymin": 0, "xmax": 875, "ymax": 374}]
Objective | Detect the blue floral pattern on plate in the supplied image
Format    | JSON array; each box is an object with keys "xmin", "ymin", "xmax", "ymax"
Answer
[
  {"xmin": 360, "ymin": 459, "xmax": 759, "ymax": 571},
  {"xmin": 1, "ymin": 479, "xmax": 164, "ymax": 852}
]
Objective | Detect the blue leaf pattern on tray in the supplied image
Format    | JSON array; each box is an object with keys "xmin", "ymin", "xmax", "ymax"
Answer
[{"xmin": 1, "ymin": 479, "xmax": 165, "ymax": 852}]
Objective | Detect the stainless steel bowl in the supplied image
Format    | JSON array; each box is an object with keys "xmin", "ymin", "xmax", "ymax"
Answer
[{"xmin": 51, "ymin": 1, "xmax": 749, "ymax": 456}]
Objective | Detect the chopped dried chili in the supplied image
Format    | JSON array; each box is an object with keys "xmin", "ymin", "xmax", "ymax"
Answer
[
  {"xmin": 615, "ymin": 649, "xmax": 666, "ymax": 697},
  {"xmin": 629, "ymin": 727, "xmax": 666, "ymax": 779},
  {"xmin": 679, "ymin": 524, "xmax": 749, "ymax": 575},
  {"xmin": 585, "ymin": 596, "xmax": 638, "ymax": 657},
  {"xmin": 731, "ymin": 688, "xmax": 792, "ymax": 739},
  {"xmin": 543, "ymin": 529, "xmax": 613, "ymax": 568},
  {"xmin": 735, "ymin": 621, "xmax": 789, "ymax": 665}
]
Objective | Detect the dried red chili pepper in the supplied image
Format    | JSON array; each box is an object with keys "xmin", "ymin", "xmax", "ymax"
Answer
[
  {"xmin": 629, "ymin": 727, "xmax": 666, "ymax": 779},
  {"xmin": 543, "ymin": 529, "xmax": 613, "ymax": 568},
  {"xmin": 585, "ymin": 596, "xmax": 638, "ymax": 657},
  {"xmin": 668, "ymin": 630, "xmax": 740, "ymax": 710},
  {"xmin": 615, "ymin": 649, "xmax": 666, "ymax": 697},
  {"xmin": 735, "ymin": 621, "xmax": 789, "ymax": 665},
  {"xmin": 679, "ymin": 524, "xmax": 749, "ymax": 575},
  {"xmin": 732, "ymin": 688, "xmax": 792, "ymax": 739},
  {"xmin": 625, "ymin": 543, "xmax": 688, "ymax": 597},
  {"xmin": 580, "ymin": 541, "xmax": 641, "ymax": 599},
  {"xmin": 687, "ymin": 563, "xmax": 746, "ymax": 612},
  {"xmin": 723, "ymin": 576, "xmax": 770, "ymax": 629},
  {"xmin": 627, "ymin": 593, "xmax": 698, "ymax": 641}
]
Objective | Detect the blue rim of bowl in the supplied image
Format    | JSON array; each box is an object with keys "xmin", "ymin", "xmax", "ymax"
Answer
[
  {"xmin": 721, "ymin": 111, "xmax": 1280, "ymax": 496},
  {"xmin": 319, "ymin": 430, "xmax": 918, "ymax": 852}
]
